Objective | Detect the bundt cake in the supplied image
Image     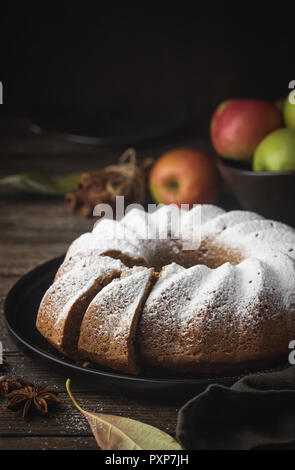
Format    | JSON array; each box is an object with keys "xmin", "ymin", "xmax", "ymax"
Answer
[{"xmin": 36, "ymin": 204, "xmax": 295, "ymax": 375}]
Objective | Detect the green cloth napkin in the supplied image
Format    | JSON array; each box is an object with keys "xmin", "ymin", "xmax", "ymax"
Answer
[{"xmin": 176, "ymin": 365, "xmax": 295, "ymax": 450}]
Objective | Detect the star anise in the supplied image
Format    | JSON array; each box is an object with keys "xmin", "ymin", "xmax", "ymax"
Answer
[
  {"xmin": 0, "ymin": 376, "xmax": 28, "ymax": 397},
  {"xmin": 7, "ymin": 385, "xmax": 62, "ymax": 418}
]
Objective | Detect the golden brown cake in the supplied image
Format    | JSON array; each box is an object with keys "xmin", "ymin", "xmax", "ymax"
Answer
[
  {"xmin": 36, "ymin": 204, "xmax": 295, "ymax": 375},
  {"xmin": 36, "ymin": 255, "xmax": 124, "ymax": 359},
  {"xmin": 78, "ymin": 266, "xmax": 155, "ymax": 374}
]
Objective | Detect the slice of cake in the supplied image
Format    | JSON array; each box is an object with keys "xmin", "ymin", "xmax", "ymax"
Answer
[
  {"xmin": 55, "ymin": 248, "xmax": 128, "ymax": 281},
  {"xmin": 78, "ymin": 266, "xmax": 155, "ymax": 374},
  {"xmin": 36, "ymin": 256, "xmax": 125, "ymax": 359},
  {"xmin": 55, "ymin": 249, "xmax": 100, "ymax": 280}
]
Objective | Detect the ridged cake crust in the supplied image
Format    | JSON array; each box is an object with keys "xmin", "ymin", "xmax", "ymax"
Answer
[
  {"xmin": 138, "ymin": 259, "xmax": 290, "ymax": 373},
  {"xmin": 36, "ymin": 204, "xmax": 295, "ymax": 375}
]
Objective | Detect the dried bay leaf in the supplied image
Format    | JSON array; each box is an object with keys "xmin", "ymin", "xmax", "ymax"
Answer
[
  {"xmin": 0, "ymin": 173, "xmax": 59, "ymax": 195},
  {"xmin": 0, "ymin": 172, "xmax": 83, "ymax": 195},
  {"xmin": 55, "ymin": 172, "xmax": 84, "ymax": 194},
  {"xmin": 66, "ymin": 379, "xmax": 182, "ymax": 451}
]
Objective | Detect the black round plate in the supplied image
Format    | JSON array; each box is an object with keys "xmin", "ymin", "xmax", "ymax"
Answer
[
  {"xmin": 4, "ymin": 257, "xmax": 288, "ymax": 398},
  {"xmin": 32, "ymin": 105, "xmax": 189, "ymax": 147}
]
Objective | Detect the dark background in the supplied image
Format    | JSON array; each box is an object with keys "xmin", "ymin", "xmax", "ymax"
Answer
[{"xmin": 0, "ymin": 3, "xmax": 293, "ymax": 135}]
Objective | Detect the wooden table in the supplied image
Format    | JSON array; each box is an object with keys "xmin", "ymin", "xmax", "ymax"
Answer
[{"xmin": 0, "ymin": 121, "xmax": 223, "ymax": 450}]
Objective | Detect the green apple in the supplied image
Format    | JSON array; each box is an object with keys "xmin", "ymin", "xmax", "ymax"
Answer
[
  {"xmin": 253, "ymin": 128, "xmax": 295, "ymax": 171},
  {"xmin": 284, "ymin": 96, "xmax": 295, "ymax": 129}
]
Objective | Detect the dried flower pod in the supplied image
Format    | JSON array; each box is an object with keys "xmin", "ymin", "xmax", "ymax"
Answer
[{"xmin": 7, "ymin": 384, "xmax": 61, "ymax": 419}]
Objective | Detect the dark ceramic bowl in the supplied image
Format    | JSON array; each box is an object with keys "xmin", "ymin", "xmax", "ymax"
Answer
[{"xmin": 216, "ymin": 157, "xmax": 295, "ymax": 228}]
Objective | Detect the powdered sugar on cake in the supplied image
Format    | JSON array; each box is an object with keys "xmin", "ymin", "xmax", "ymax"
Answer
[{"xmin": 52, "ymin": 256, "xmax": 125, "ymax": 325}]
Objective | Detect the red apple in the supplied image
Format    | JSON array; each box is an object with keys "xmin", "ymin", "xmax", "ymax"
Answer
[
  {"xmin": 149, "ymin": 148, "xmax": 219, "ymax": 207},
  {"xmin": 210, "ymin": 99, "xmax": 283, "ymax": 162}
]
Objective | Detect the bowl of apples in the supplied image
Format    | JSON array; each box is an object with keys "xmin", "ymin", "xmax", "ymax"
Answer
[{"xmin": 211, "ymin": 97, "xmax": 295, "ymax": 227}]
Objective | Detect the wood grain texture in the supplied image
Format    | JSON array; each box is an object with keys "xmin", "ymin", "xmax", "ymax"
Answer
[
  {"xmin": 0, "ymin": 129, "xmax": 189, "ymax": 450},
  {"xmin": 0, "ymin": 436, "xmax": 99, "ymax": 450}
]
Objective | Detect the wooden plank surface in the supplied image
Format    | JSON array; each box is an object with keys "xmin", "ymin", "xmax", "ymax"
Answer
[{"xmin": 0, "ymin": 126, "xmax": 197, "ymax": 450}]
